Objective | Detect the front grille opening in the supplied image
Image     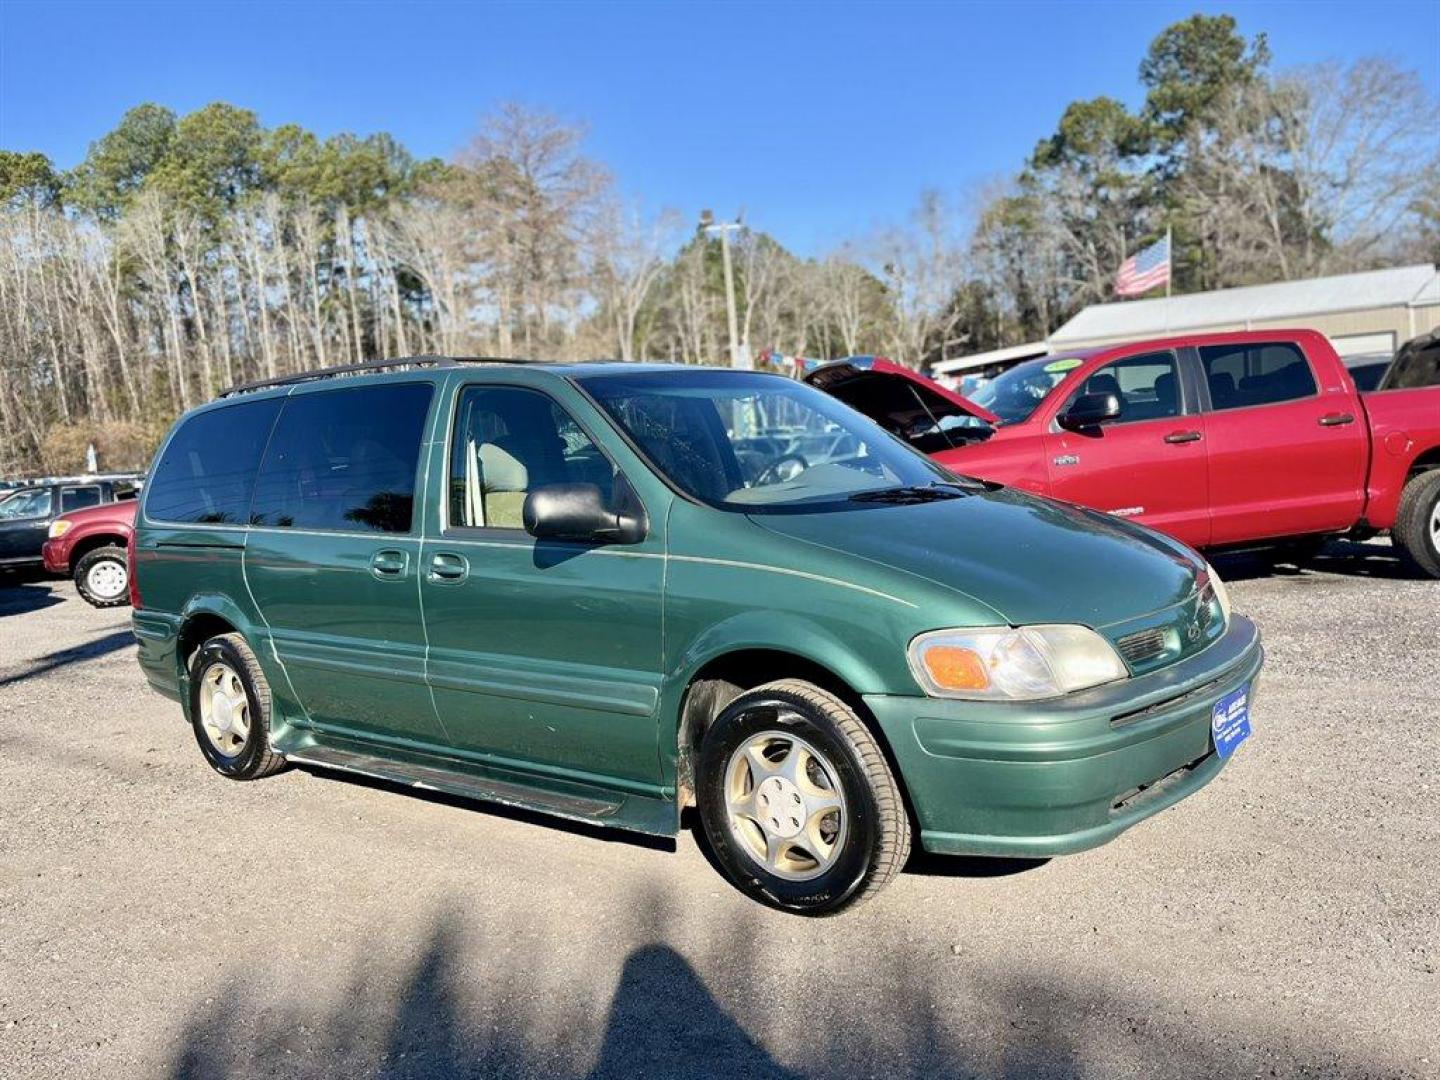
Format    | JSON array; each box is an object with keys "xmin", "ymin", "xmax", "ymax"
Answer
[
  {"xmin": 1117, "ymin": 626, "xmax": 1167, "ymax": 665},
  {"xmin": 1110, "ymin": 753, "xmax": 1210, "ymax": 816}
]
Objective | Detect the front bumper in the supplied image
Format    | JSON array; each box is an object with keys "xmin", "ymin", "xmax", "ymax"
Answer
[
  {"xmin": 41, "ymin": 538, "xmax": 69, "ymax": 574},
  {"xmin": 865, "ymin": 614, "xmax": 1263, "ymax": 858}
]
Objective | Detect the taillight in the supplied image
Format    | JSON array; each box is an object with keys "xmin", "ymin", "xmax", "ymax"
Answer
[{"xmin": 126, "ymin": 530, "xmax": 142, "ymax": 609}]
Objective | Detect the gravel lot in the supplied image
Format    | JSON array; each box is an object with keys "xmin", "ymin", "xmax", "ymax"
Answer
[{"xmin": 2, "ymin": 540, "xmax": 1436, "ymax": 1079}]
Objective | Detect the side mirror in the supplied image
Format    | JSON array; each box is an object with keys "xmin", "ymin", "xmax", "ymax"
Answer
[
  {"xmin": 522, "ymin": 482, "xmax": 647, "ymax": 544},
  {"xmin": 1058, "ymin": 392, "xmax": 1123, "ymax": 431}
]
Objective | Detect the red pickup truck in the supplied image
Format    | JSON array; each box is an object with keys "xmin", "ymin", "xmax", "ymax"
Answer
[{"xmin": 808, "ymin": 329, "xmax": 1440, "ymax": 577}]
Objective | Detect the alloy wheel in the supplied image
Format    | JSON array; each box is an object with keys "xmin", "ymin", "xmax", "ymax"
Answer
[
  {"xmin": 724, "ymin": 729, "xmax": 848, "ymax": 881},
  {"xmin": 198, "ymin": 662, "xmax": 250, "ymax": 757}
]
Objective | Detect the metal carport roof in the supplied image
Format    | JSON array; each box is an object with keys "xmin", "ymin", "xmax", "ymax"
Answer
[{"xmin": 1049, "ymin": 264, "xmax": 1440, "ymax": 346}]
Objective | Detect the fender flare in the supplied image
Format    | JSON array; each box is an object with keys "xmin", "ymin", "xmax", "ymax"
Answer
[{"xmin": 671, "ymin": 610, "xmax": 892, "ymax": 701}]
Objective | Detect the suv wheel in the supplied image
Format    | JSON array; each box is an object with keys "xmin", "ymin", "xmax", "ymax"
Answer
[
  {"xmin": 189, "ymin": 633, "xmax": 287, "ymax": 780},
  {"xmin": 73, "ymin": 545, "xmax": 130, "ymax": 608},
  {"xmin": 697, "ymin": 679, "xmax": 911, "ymax": 916},
  {"xmin": 1392, "ymin": 470, "xmax": 1440, "ymax": 579}
]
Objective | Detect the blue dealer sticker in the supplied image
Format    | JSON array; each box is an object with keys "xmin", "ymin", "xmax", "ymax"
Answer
[{"xmin": 1211, "ymin": 686, "xmax": 1252, "ymax": 759}]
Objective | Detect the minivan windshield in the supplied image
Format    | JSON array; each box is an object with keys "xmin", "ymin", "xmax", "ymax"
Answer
[
  {"xmin": 580, "ymin": 370, "xmax": 961, "ymax": 511},
  {"xmin": 0, "ymin": 488, "xmax": 52, "ymax": 520},
  {"xmin": 969, "ymin": 356, "xmax": 1081, "ymax": 425}
]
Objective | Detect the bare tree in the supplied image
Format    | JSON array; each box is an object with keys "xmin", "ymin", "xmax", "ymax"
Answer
[
  {"xmin": 458, "ymin": 103, "xmax": 610, "ymax": 357},
  {"xmin": 875, "ymin": 191, "xmax": 969, "ymax": 368},
  {"xmin": 1285, "ymin": 58, "xmax": 1440, "ymax": 273},
  {"xmin": 591, "ymin": 201, "xmax": 679, "ymax": 360}
]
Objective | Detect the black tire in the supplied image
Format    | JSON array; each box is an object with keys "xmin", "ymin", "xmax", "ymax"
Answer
[
  {"xmin": 697, "ymin": 679, "xmax": 911, "ymax": 916},
  {"xmin": 1391, "ymin": 469, "xmax": 1440, "ymax": 579},
  {"xmin": 188, "ymin": 633, "xmax": 287, "ymax": 780},
  {"xmin": 73, "ymin": 545, "xmax": 130, "ymax": 608}
]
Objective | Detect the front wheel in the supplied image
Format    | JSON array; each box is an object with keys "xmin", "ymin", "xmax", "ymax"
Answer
[
  {"xmin": 73, "ymin": 545, "xmax": 130, "ymax": 608},
  {"xmin": 1392, "ymin": 470, "xmax": 1440, "ymax": 579},
  {"xmin": 697, "ymin": 680, "xmax": 911, "ymax": 916}
]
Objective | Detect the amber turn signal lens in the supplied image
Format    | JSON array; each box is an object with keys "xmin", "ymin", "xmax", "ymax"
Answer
[{"xmin": 922, "ymin": 645, "xmax": 991, "ymax": 691}]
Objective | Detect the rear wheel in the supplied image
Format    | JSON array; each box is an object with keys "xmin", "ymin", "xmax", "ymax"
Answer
[
  {"xmin": 1392, "ymin": 470, "xmax": 1440, "ymax": 579},
  {"xmin": 697, "ymin": 679, "xmax": 910, "ymax": 916},
  {"xmin": 73, "ymin": 545, "xmax": 130, "ymax": 608},
  {"xmin": 189, "ymin": 633, "xmax": 287, "ymax": 780}
]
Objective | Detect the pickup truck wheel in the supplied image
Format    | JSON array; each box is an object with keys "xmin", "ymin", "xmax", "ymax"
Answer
[
  {"xmin": 1392, "ymin": 470, "xmax": 1440, "ymax": 579},
  {"xmin": 697, "ymin": 679, "xmax": 911, "ymax": 916},
  {"xmin": 189, "ymin": 633, "xmax": 287, "ymax": 780},
  {"xmin": 73, "ymin": 545, "xmax": 130, "ymax": 608}
]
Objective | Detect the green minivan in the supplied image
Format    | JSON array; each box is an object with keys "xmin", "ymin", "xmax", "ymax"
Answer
[{"xmin": 132, "ymin": 358, "xmax": 1262, "ymax": 915}]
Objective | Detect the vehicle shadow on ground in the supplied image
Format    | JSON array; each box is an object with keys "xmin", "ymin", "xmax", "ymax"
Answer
[
  {"xmin": 162, "ymin": 894, "xmax": 1399, "ymax": 1080},
  {"xmin": 0, "ymin": 628, "xmax": 134, "ymax": 687},
  {"xmin": 0, "ymin": 579, "xmax": 65, "ymax": 617},
  {"xmin": 1210, "ymin": 538, "xmax": 1416, "ymax": 582},
  {"xmin": 903, "ymin": 852, "xmax": 1048, "ymax": 878},
  {"xmin": 297, "ymin": 771, "xmax": 1050, "ymax": 882}
]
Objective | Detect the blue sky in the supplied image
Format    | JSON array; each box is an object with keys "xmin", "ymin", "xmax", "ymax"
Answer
[{"xmin": 2, "ymin": 1, "xmax": 1437, "ymax": 254}]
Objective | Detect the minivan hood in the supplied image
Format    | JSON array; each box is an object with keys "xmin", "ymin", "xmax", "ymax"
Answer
[
  {"xmin": 748, "ymin": 487, "xmax": 1200, "ymax": 629},
  {"xmin": 804, "ymin": 358, "xmax": 999, "ymax": 430}
]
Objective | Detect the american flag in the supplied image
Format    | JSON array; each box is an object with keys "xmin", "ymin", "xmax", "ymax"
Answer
[{"xmin": 1115, "ymin": 235, "xmax": 1171, "ymax": 297}]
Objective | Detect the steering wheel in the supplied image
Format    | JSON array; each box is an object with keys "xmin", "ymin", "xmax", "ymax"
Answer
[{"xmin": 755, "ymin": 452, "xmax": 809, "ymax": 486}]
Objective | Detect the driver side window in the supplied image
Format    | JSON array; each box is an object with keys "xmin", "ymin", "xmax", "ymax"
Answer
[
  {"xmin": 1068, "ymin": 352, "xmax": 1181, "ymax": 424},
  {"xmin": 448, "ymin": 386, "xmax": 617, "ymax": 530}
]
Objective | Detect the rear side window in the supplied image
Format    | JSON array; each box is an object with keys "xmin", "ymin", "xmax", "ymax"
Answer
[
  {"xmin": 250, "ymin": 382, "xmax": 433, "ymax": 533},
  {"xmin": 61, "ymin": 486, "xmax": 101, "ymax": 512},
  {"xmin": 145, "ymin": 400, "xmax": 282, "ymax": 524},
  {"xmin": 1200, "ymin": 342, "xmax": 1317, "ymax": 410}
]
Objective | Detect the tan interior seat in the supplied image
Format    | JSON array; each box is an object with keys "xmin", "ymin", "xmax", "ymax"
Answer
[{"xmin": 478, "ymin": 442, "xmax": 528, "ymax": 528}]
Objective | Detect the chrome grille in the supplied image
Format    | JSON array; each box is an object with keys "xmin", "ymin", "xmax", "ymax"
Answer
[{"xmin": 1116, "ymin": 626, "xmax": 1167, "ymax": 665}]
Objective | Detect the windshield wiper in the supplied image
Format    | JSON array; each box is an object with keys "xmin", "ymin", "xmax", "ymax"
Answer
[{"xmin": 848, "ymin": 483, "xmax": 973, "ymax": 505}]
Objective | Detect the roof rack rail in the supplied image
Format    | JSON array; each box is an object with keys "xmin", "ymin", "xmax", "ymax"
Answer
[{"xmin": 217, "ymin": 355, "xmax": 535, "ymax": 398}]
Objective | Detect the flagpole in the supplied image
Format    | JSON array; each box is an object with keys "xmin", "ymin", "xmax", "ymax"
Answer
[{"xmin": 1165, "ymin": 224, "xmax": 1172, "ymax": 299}]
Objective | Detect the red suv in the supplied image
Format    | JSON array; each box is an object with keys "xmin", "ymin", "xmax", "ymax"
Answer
[{"xmin": 42, "ymin": 498, "xmax": 138, "ymax": 607}]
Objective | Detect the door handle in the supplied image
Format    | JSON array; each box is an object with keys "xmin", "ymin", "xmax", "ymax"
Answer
[
  {"xmin": 1164, "ymin": 430, "xmax": 1203, "ymax": 444},
  {"xmin": 428, "ymin": 552, "xmax": 469, "ymax": 584},
  {"xmin": 1318, "ymin": 412, "xmax": 1355, "ymax": 427},
  {"xmin": 369, "ymin": 549, "xmax": 408, "ymax": 579}
]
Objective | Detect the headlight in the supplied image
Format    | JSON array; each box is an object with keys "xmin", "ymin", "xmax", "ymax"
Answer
[
  {"xmin": 47, "ymin": 519, "xmax": 72, "ymax": 539},
  {"xmin": 1203, "ymin": 562, "xmax": 1232, "ymax": 626},
  {"xmin": 908, "ymin": 624, "xmax": 1128, "ymax": 701}
]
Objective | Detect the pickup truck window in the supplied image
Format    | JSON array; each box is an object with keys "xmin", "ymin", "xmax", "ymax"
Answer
[
  {"xmin": 1066, "ymin": 351, "xmax": 1181, "ymax": 424},
  {"xmin": 1200, "ymin": 342, "xmax": 1317, "ymax": 411},
  {"xmin": 448, "ymin": 385, "xmax": 617, "ymax": 530},
  {"xmin": 969, "ymin": 356, "xmax": 1075, "ymax": 425},
  {"xmin": 249, "ymin": 383, "xmax": 433, "ymax": 534},
  {"xmin": 61, "ymin": 486, "xmax": 101, "ymax": 512}
]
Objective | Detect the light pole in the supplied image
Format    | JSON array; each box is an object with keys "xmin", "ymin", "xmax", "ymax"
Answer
[{"xmin": 700, "ymin": 209, "xmax": 748, "ymax": 369}]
